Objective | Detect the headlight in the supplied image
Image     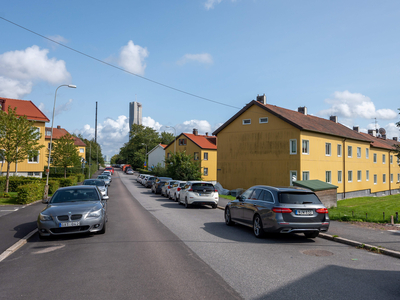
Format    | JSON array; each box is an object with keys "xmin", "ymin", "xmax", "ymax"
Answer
[
  {"xmin": 87, "ymin": 209, "xmax": 102, "ymax": 218},
  {"xmin": 39, "ymin": 213, "xmax": 52, "ymax": 221}
]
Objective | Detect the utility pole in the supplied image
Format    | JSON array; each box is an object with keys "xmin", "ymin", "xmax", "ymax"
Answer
[{"xmin": 95, "ymin": 101, "xmax": 98, "ymax": 170}]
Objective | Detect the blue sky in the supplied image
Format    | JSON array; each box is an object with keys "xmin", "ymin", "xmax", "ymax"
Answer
[{"xmin": 1, "ymin": 0, "xmax": 399, "ymax": 157}]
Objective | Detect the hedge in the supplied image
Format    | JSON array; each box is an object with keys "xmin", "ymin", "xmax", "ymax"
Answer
[
  {"xmin": 16, "ymin": 181, "xmax": 45, "ymax": 204},
  {"xmin": 47, "ymin": 180, "xmax": 60, "ymax": 195},
  {"xmin": 57, "ymin": 176, "xmax": 78, "ymax": 187},
  {"xmin": 0, "ymin": 177, "xmax": 41, "ymax": 192}
]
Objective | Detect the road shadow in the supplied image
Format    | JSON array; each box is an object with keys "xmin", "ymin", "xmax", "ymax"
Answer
[
  {"xmin": 201, "ymin": 221, "xmax": 317, "ymax": 244},
  {"xmin": 13, "ymin": 221, "xmax": 37, "ymax": 239}
]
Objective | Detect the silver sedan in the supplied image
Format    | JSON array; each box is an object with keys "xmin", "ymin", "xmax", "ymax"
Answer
[{"xmin": 37, "ymin": 186, "xmax": 108, "ymax": 238}]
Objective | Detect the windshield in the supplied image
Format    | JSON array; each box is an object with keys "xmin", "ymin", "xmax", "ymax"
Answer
[
  {"xmin": 98, "ymin": 176, "xmax": 108, "ymax": 179},
  {"xmin": 84, "ymin": 180, "xmax": 105, "ymax": 186},
  {"xmin": 278, "ymin": 192, "xmax": 321, "ymax": 204},
  {"xmin": 51, "ymin": 189, "xmax": 100, "ymax": 203}
]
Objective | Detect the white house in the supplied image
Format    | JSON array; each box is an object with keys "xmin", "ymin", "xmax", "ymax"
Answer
[{"xmin": 147, "ymin": 144, "xmax": 167, "ymax": 169}]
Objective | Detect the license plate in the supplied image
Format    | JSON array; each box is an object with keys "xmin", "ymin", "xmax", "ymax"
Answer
[
  {"xmin": 59, "ymin": 222, "xmax": 80, "ymax": 227},
  {"xmin": 295, "ymin": 210, "xmax": 313, "ymax": 215}
]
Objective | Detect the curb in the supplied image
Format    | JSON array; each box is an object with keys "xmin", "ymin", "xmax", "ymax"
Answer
[
  {"xmin": 318, "ymin": 232, "xmax": 400, "ymax": 259},
  {"xmin": 0, "ymin": 229, "xmax": 38, "ymax": 263}
]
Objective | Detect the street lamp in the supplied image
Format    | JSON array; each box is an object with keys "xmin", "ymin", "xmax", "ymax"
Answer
[
  {"xmin": 165, "ymin": 126, "xmax": 176, "ymax": 154},
  {"xmin": 43, "ymin": 84, "xmax": 76, "ymax": 199},
  {"xmin": 141, "ymin": 143, "xmax": 148, "ymax": 168}
]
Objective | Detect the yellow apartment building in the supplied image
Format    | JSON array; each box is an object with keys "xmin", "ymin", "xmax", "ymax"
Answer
[
  {"xmin": 164, "ymin": 129, "xmax": 217, "ymax": 181},
  {"xmin": 213, "ymin": 96, "xmax": 400, "ymax": 199},
  {"xmin": 0, "ymin": 97, "xmax": 50, "ymax": 178}
]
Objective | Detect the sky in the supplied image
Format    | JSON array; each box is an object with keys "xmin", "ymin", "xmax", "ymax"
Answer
[{"xmin": 0, "ymin": 0, "xmax": 399, "ymax": 158}]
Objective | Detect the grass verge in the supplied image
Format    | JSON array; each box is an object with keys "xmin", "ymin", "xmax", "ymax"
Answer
[
  {"xmin": 219, "ymin": 194, "xmax": 236, "ymax": 201},
  {"xmin": 0, "ymin": 192, "xmax": 19, "ymax": 205}
]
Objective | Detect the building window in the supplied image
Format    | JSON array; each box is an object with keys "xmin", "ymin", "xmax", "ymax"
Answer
[
  {"xmin": 242, "ymin": 119, "xmax": 251, "ymax": 125},
  {"xmin": 46, "ymin": 130, "xmax": 51, "ymax": 136},
  {"xmin": 325, "ymin": 143, "xmax": 331, "ymax": 156},
  {"xmin": 398, "ymin": 173, "xmax": 400, "ymax": 182},
  {"xmin": 290, "ymin": 171, "xmax": 297, "ymax": 186},
  {"xmin": 390, "ymin": 155, "xmax": 393, "ymax": 164},
  {"xmin": 302, "ymin": 171, "xmax": 309, "ymax": 180},
  {"xmin": 348, "ymin": 146, "xmax": 352, "ymax": 158},
  {"xmin": 302, "ymin": 140, "xmax": 309, "ymax": 154},
  {"xmin": 0, "ymin": 149, "xmax": 4, "ymax": 163},
  {"xmin": 259, "ymin": 117, "xmax": 268, "ymax": 124},
  {"xmin": 348, "ymin": 170, "xmax": 353, "ymax": 182},
  {"xmin": 167, "ymin": 153, "xmax": 171, "ymax": 158},
  {"xmin": 80, "ymin": 148, "xmax": 84, "ymax": 153},
  {"xmin": 383, "ymin": 174, "xmax": 386, "ymax": 183},
  {"xmin": 203, "ymin": 152, "xmax": 208, "ymax": 160},
  {"xmin": 194, "ymin": 152, "xmax": 199, "ymax": 160},
  {"xmin": 325, "ymin": 171, "xmax": 331, "ymax": 183},
  {"xmin": 366, "ymin": 170, "xmax": 369, "ymax": 181},
  {"xmin": 357, "ymin": 170, "xmax": 362, "ymax": 182},
  {"xmin": 391, "ymin": 173, "xmax": 393, "ymax": 183},
  {"xmin": 374, "ymin": 174, "xmax": 377, "ymax": 184},
  {"xmin": 383, "ymin": 154, "xmax": 386, "ymax": 164},
  {"xmin": 337, "ymin": 144, "xmax": 342, "ymax": 157},
  {"xmin": 28, "ymin": 150, "xmax": 39, "ymax": 163},
  {"xmin": 357, "ymin": 147, "xmax": 361, "ymax": 158},
  {"xmin": 178, "ymin": 139, "xmax": 187, "ymax": 146},
  {"xmin": 34, "ymin": 127, "xmax": 40, "ymax": 139},
  {"xmin": 290, "ymin": 139, "xmax": 297, "ymax": 155},
  {"xmin": 373, "ymin": 153, "xmax": 377, "ymax": 163},
  {"xmin": 366, "ymin": 148, "xmax": 369, "ymax": 159},
  {"xmin": 204, "ymin": 168, "xmax": 208, "ymax": 176},
  {"xmin": 338, "ymin": 171, "xmax": 342, "ymax": 183}
]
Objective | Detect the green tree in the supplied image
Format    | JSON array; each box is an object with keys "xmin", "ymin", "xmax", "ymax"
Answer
[
  {"xmin": 80, "ymin": 138, "xmax": 105, "ymax": 168},
  {"xmin": 51, "ymin": 133, "xmax": 82, "ymax": 178},
  {"xmin": 165, "ymin": 151, "xmax": 202, "ymax": 181},
  {"xmin": 160, "ymin": 131, "xmax": 175, "ymax": 145},
  {"xmin": 0, "ymin": 106, "xmax": 44, "ymax": 192}
]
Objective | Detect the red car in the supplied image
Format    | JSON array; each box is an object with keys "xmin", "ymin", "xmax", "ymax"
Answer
[{"xmin": 105, "ymin": 167, "xmax": 114, "ymax": 175}]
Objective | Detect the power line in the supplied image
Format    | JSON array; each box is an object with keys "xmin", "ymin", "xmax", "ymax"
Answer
[{"xmin": 0, "ymin": 16, "xmax": 241, "ymax": 110}]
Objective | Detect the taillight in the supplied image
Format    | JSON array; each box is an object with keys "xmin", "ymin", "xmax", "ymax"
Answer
[
  {"xmin": 272, "ymin": 207, "xmax": 292, "ymax": 213},
  {"xmin": 177, "ymin": 188, "xmax": 181, "ymax": 191},
  {"xmin": 214, "ymin": 189, "xmax": 218, "ymax": 192},
  {"xmin": 188, "ymin": 188, "xmax": 193, "ymax": 191},
  {"xmin": 316, "ymin": 208, "xmax": 329, "ymax": 214},
  {"xmin": 168, "ymin": 186, "xmax": 171, "ymax": 189}
]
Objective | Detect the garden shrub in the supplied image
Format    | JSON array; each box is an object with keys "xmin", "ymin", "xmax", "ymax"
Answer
[
  {"xmin": 16, "ymin": 181, "xmax": 44, "ymax": 204},
  {"xmin": 47, "ymin": 180, "xmax": 60, "ymax": 195}
]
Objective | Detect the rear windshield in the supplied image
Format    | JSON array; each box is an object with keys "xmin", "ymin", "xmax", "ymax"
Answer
[
  {"xmin": 179, "ymin": 182, "xmax": 186, "ymax": 187},
  {"xmin": 278, "ymin": 192, "xmax": 321, "ymax": 204},
  {"xmin": 84, "ymin": 180, "xmax": 105, "ymax": 186}
]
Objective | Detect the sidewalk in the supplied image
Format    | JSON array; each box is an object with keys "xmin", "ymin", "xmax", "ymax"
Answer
[{"xmin": 217, "ymin": 196, "xmax": 400, "ymax": 254}]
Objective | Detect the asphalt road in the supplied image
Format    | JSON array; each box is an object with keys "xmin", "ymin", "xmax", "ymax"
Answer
[{"xmin": 1, "ymin": 171, "xmax": 400, "ymax": 300}]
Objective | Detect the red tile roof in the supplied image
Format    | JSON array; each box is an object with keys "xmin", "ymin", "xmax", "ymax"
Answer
[
  {"xmin": 182, "ymin": 133, "xmax": 217, "ymax": 150},
  {"xmin": 359, "ymin": 132, "xmax": 400, "ymax": 151},
  {"xmin": 160, "ymin": 144, "xmax": 167, "ymax": 149},
  {"xmin": 45, "ymin": 126, "xmax": 86, "ymax": 147},
  {"xmin": 213, "ymin": 100, "xmax": 372, "ymax": 143},
  {"xmin": 0, "ymin": 97, "xmax": 49, "ymax": 122}
]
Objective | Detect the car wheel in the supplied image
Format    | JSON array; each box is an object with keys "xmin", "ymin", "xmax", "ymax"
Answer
[
  {"xmin": 174, "ymin": 194, "xmax": 178, "ymax": 202},
  {"xmin": 212, "ymin": 204, "xmax": 217, "ymax": 209},
  {"xmin": 152, "ymin": 188, "xmax": 155, "ymax": 193},
  {"xmin": 185, "ymin": 198, "xmax": 191, "ymax": 208},
  {"xmin": 225, "ymin": 207, "xmax": 234, "ymax": 226},
  {"xmin": 98, "ymin": 221, "xmax": 106, "ymax": 234},
  {"xmin": 304, "ymin": 231, "xmax": 319, "ymax": 238},
  {"xmin": 253, "ymin": 214, "xmax": 265, "ymax": 238}
]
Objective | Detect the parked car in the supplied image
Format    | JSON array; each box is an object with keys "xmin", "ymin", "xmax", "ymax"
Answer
[
  {"xmin": 105, "ymin": 166, "xmax": 114, "ymax": 175},
  {"xmin": 151, "ymin": 177, "xmax": 172, "ymax": 194},
  {"xmin": 83, "ymin": 179, "xmax": 108, "ymax": 197},
  {"xmin": 170, "ymin": 181, "xmax": 187, "ymax": 201},
  {"xmin": 37, "ymin": 185, "xmax": 108, "ymax": 238},
  {"xmin": 126, "ymin": 168, "xmax": 134, "ymax": 175},
  {"xmin": 136, "ymin": 174, "xmax": 145, "ymax": 183},
  {"xmin": 140, "ymin": 174, "xmax": 151, "ymax": 185},
  {"xmin": 97, "ymin": 174, "xmax": 110, "ymax": 186},
  {"xmin": 144, "ymin": 176, "xmax": 157, "ymax": 188},
  {"xmin": 179, "ymin": 181, "xmax": 218, "ymax": 208},
  {"xmin": 161, "ymin": 180, "xmax": 178, "ymax": 198},
  {"xmin": 102, "ymin": 171, "xmax": 112, "ymax": 182},
  {"xmin": 224, "ymin": 185, "xmax": 330, "ymax": 238}
]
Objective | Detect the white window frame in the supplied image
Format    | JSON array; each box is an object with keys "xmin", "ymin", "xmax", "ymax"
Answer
[
  {"xmin": 338, "ymin": 170, "xmax": 342, "ymax": 183},
  {"xmin": 337, "ymin": 144, "xmax": 342, "ymax": 157},
  {"xmin": 325, "ymin": 143, "xmax": 331, "ymax": 156},
  {"xmin": 242, "ymin": 119, "xmax": 251, "ymax": 125},
  {"xmin": 366, "ymin": 170, "xmax": 369, "ymax": 181},
  {"xmin": 290, "ymin": 139, "xmax": 297, "ymax": 155},
  {"xmin": 259, "ymin": 117, "xmax": 268, "ymax": 124},
  {"xmin": 302, "ymin": 171, "xmax": 310, "ymax": 181},
  {"xmin": 366, "ymin": 148, "xmax": 369, "ymax": 159},
  {"xmin": 357, "ymin": 147, "xmax": 361, "ymax": 158},
  {"xmin": 348, "ymin": 170, "xmax": 353, "ymax": 182},
  {"xmin": 383, "ymin": 174, "xmax": 386, "ymax": 184},
  {"xmin": 302, "ymin": 140, "xmax": 309, "ymax": 155},
  {"xmin": 373, "ymin": 153, "xmax": 377, "ymax": 163},
  {"xmin": 203, "ymin": 152, "xmax": 208, "ymax": 160},
  {"xmin": 357, "ymin": 170, "xmax": 362, "ymax": 182},
  {"xmin": 383, "ymin": 154, "xmax": 386, "ymax": 164},
  {"xmin": 28, "ymin": 150, "xmax": 39, "ymax": 164},
  {"xmin": 374, "ymin": 174, "xmax": 377, "ymax": 185},
  {"xmin": 348, "ymin": 146, "xmax": 352, "ymax": 158},
  {"xmin": 325, "ymin": 171, "xmax": 331, "ymax": 183},
  {"xmin": 203, "ymin": 168, "xmax": 208, "ymax": 176},
  {"xmin": 79, "ymin": 148, "xmax": 84, "ymax": 153},
  {"xmin": 390, "ymin": 173, "xmax": 393, "ymax": 183},
  {"xmin": 390, "ymin": 155, "xmax": 393, "ymax": 164}
]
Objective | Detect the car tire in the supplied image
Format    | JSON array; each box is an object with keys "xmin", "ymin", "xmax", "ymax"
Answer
[
  {"xmin": 174, "ymin": 194, "xmax": 178, "ymax": 202},
  {"xmin": 98, "ymin": 221, "xmax": 106, "ymax": 234},
  {"xmin": 152, "ymin": 189, "xmax": 155, "ymax": 193},
  {"xmin": 304, "ymin": 231, "xmax": 319, "ymax": 238},
  {"xmin": 253, "ymin": 214, "xmax": 265, "ymax": 238},
  {"xmin": 185, "ymin": 198, "xmax": 191, "ymax": 208},
  {"xmin": 225, "ymin": 207, "xmax": 234, "ymax": 226},
  {"xmin": 211, "ymin": 204, "xmax": 217, "ymax": 209}
]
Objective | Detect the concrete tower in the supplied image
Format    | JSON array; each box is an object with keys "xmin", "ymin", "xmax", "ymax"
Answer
[{"xmin": 129, "ymin": 101, "xmax": 142, "ymax": 130}]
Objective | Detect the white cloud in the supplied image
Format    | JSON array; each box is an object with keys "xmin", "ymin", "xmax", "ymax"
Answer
[
  {"xmin": 118, "ymin": 41, "xmax": 149, "ymax": 76},
  {"xmin": 47, "ymin": 35, "xmax": 69, "ymax": 49},
  {"xmin": 204, "ymin": 0, "xmax": 223, "ymax": 10},
  {"xmin": 55, "ymin": 99, "xmax": 73, "ymax": 116},
  {"xmin": 143, "ymin": 116, "xmax": 162, "ymax": 131},
  {"xmin": 318, "ymin": 90, "xmax": 397, "ymax": 120},
  {"xmin": 174, "ymin": 120, "xmax": 215, "ymax": 135},
  {"xmin": 177, "ymin": 53, "xmax": 213, "ymax": 66},
  {"xmin": 0, "ymin": 77, "xmax": 32, "ymax": 98}
]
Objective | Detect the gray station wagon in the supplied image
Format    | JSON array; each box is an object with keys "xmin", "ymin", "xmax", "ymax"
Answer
[{"xmin": 224, "ymin": 185, "xmax": 330, "ymax": 238}]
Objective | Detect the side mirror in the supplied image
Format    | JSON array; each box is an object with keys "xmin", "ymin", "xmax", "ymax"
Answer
[
  {"xmin": 236, "ymin": 195, "xmax": 243, "ymax": 201},
  {"xmin": 102, "ymin": 195, "xmax": 109, "ymax": 200}
]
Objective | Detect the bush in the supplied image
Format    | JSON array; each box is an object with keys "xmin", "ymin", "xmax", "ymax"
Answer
[
  {"xmin": 136, "ymin": 168, "xmax": 151, "ymax": 175},
  {"xmin": 16, "ymin": 181, "xmax": 44, "ymax": 204},
  {"xmin": 47, "ymin": 180, "xmax": 60, "ymax": 195},
  {"xmin": 58, "ymin": 176, "xmax": 78, "ymax": 187},
  {"xmin": 0, "ymin": 176, "xmax": 41, "ymax": 192},
  {"xmin": 75, "ymin": 173, "xmax": 85, "ymax": 183}
]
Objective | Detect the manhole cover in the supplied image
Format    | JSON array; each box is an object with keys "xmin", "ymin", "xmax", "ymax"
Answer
[{"xmin": 302, "ymin": 249, "xmax": 334, "ymax": 257}]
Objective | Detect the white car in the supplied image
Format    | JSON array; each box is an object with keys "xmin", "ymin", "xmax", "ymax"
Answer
[
  {"xmin": 170, "ymin": 181, "xmax": 187, "ymax": 201},
  {"xmin": 101, "ymin": 171, "xmax": 112, "ymax": 182},
  {"xmin": 179, "ymin": 181, "xmax": 219, "ymax": 209},
  {"xmin": 141, "ymin": 175, "xmax": 151, "ymax": 185}
]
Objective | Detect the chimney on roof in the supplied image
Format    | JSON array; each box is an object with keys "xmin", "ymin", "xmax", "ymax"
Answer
[
  {"xmin": 353, "ymin": 126, "xmax": 360, "ymax": 133},
  {"xmin": 57, "ymin": 125, "xmax": 61, "ymax": 129},
  {"xmin": 256, "ymin": 94, "xmax": 266, "ymax": 105},
  {"xmin": 193, "ymin": 128, "xmax": 198, "ymax": 136},
  {"xmin": 393, "ymin": 137, "xmax": 398, "ymax": 141},
  {"xmin": 330, "ymin": 116, "xmax": 338, "ymax": 123},
  {"xmin": 368, "ymin": 129, "xmax": 376, "ymax": 137},
  {"xmin": 298, "ymin": 106, "xmax": 307, "ymax": 115},
  {"xmin": 205, "ymin": 132, "xmax": 208, "ymax": 136}
]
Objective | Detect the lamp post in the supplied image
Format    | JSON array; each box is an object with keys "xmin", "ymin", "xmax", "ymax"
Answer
[
  {"xmin": 141, "ymin": 143, "xmax": 148, "ymax": 168},
  {"xmin": 43, "ymin": 84, "xmax": 76, "ymax": 200},
  {"xmin": 165, "ymin": 126, "xmax": 176, "ymax": 154}
]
